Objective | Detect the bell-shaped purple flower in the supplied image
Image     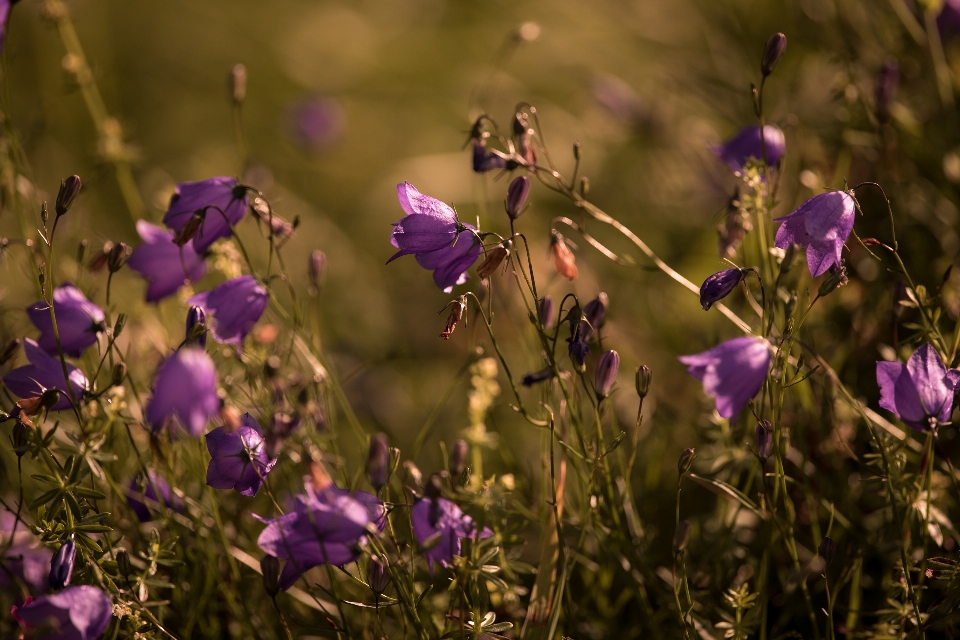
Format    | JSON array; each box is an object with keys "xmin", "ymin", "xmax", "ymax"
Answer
[
  {"xmin": 26, "ymin": 284, "xmax": 105, "ymax": 357},
  {"xmin": 774, "ymin": 191, "xmax": 855, "ymax": 277},
  {"xmin": 595, "ymin": 350, "xmax": 620, "ymax": 399},
  {"xmin": 700, "ymin": 268, "xmax": 746, "ymax": 310},
  {"xmin": 567, "ymin": 317, "xmax": 590, "ymax": 367},
  {"xmin": 713, "ymin": 124, "xmax": 786, "ymax": 173},
  {"xmin": 413, "ymin": 227, "xmax": 482, "ymax": 293},
  {"xmin": 127, "ymin": 221, "xmax": 206, "ymax": 302},
  {"xmin": 0, "ymin": 545, "xmax": 52, "ymax": 594},
  {"xmin": 205, "ymin": 413, "xmax": 277, "ymax": 497},
  {"xmin": 162, "ymin": 177, "xmax": 249, "ymax": 253},
  {"xmin": 388, "ymin": 182, "xmax": 465, "ymax": 262},
  {"xmin": 538, "ymin": 296, "xmax": 555, "ymax": 329},
  {"xmin": 472, "ymin": 140, "xmax": 506, "ymax": 173},
  {"xmin": 255, "ymin": 482, "xmax": 375, "ymax": 591},
  {"xmin": 145, "ymin": 347, "xmax": 219, "ymax": 436},
  {"xmin": 581, "ymin": 293, "xmax": 608, "ymax": 341},
  {"xmin": 127, "ymin": 470, "xmax": 183, "ymax": 522},
  {"xmin": 186, "ymin": 276, "xmax": 268, "ymax": 351},
  {"xmin": 877, "ymin": 343, "xmax": 960, "ymax": 431},
  {"xmin": 3, "ymin": 339, "xmax": 89, "ymax": 411},
  {"xmin": 411, "ymin": 496, "xmax": 492, "ymax": 574},
  {"xmin": 12, "ymin": 585, "xmax": 112, "ymax": 640},
  {"xmin": 678, "ymin": 336, "xmax": 771, "ymax": 418}
]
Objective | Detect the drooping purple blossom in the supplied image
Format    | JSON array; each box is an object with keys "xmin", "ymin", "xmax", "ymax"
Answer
[
  {"xmin": 388, "ymin": 182, "xmax": 467, "ymax": 262},
  {"xmin": 876, "ymin": 343, "xmax": 960, "ymax": 431},
  {"xmin": 127, "ymin": 221, "xmax": 206, "ymax": 302},
  {"xmin": 11, "ymin": 585, "xmax": 112, "ymax": 640},
  {"xmin": 205, "ymin": 413, "xmax": 277, "ymax": 497},
  {"xmin": 713, "ymin": 124, "xmax": 786, "ymax": 173},
  {"xmin": 774, "ymin": 190, "xmax": 855, "ymax": 277},
  {"xmin": 127, "ymin": 470, "xmax": 183, "ymax": 523},
  {"xmin": 700, "ymin": 268, "xmax": 746, "ymax": 310},
  {"xmin": 414, "ymin": 227, "xmax": 482, "ymax": 293},
  {"xmin": 411, "ymin": 496, "xmax": 492, "ymax": 574},
  {"xmin": 3, "ymin": 339, "xmax": 89, "ymax": 411},
  {"xmin": 162, "ymin": 177, "xmax": 249, "ymax": 253},
  {"xmin": 472, "ymin": 140, "xmax": 506, "ymax": 173},
  {"xmin": 26, "ymin": 284, "xmax": 105, "ymax": 358},
  {"xmin": 581, "ymin": 293, "xmax": 608, "ymax": 340},
  {"xmin": 187, "ymin": 276, "xmax": 268, "ymax": 351},
  {"xmin": 0, "ymin": 547, "xmax": 52, "ymax": 593},
  {"xmin": 144, "ymin": 347, "xmax": 219, "ymax": 436},
  {"xmin": 678, "ymin": 336, "xmax": 771, "ymax": 418},
  {"xmin": 567, "ymin": 317, "xmax": 590, "ymax": 367}
]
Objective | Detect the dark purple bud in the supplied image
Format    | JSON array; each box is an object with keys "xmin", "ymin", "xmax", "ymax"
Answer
[
  {"xmin": 506, "ymin": 176, "xmax": 531, "ymax": 219},
  {"xmin": 116, "ymin": 549, "xmax": 132, "ymax": 577},
  {"xmin": 476, "ymin": 246, "xmax": 508, "ymax": 279},
  {"xmin": 673, "ymin": 520, "xmax": 692, "ymax": 554},
  {"xmin": 0, "ymin": 337, "xmax": 20, "ymax": 365},
  {"xmin": 635, "ymin": 365, "xmax": 651, "ymax": 398},
  {"xmin": 49, "ymin": 537, "xmax": 76, "ymax": 590},
  {"xmin": 308, "ymin": 250, "xmax": 325, "ymax": 293},
  {"xmin": 875, "ymin": 58, "xmax": 899, "ymax": 122},
  {"xmin": 260, "ymin": 554, "xmax": 280, "ymax": 596},
  {"xmin": 583, "ymin": 293, "xmax": 608, "ymax": 338},
  {"xmin": 56, "ymin": 175, "xmax": 82, "ymax": 217},
  {"xmin": 755, "ymin": 420, "xmax": 773, "ymax": 461},
  {"xmin": 761, "ymin": 33, "xmax": 787, "ymax": 77},
  {"xmin": 369, "ymin": 555, "xmax": 390, "ymax": 595},
  {"xmin": 567, "ymin": 318, "xmax": 590, "ymax": 369},
  {"xmin": 107, "ymin": 241, "xmax": 130, "ymax": 273},
  {"xmin": 230, "ymin": 63, "xmax": 247, "ymax": 105},
  {"xmin": 594, "ymin": 350, "xmax": 620, "ymax": 399},
  {"xmin": 367, "ymin": 433, "xmax": 389, "ymax": 491},
  {"xmin": 522, "ymin": 366, "xmax": 554, "ymax": 387},
  {"xmin": 678, "ymin": 448, "xmax": 696, "ymax": 475},
  {"xmin": 700, "ymin": 268, "xmax": 746, "ymax": 310},
  {"xmin": 538, "ymin": 296, "xmax": 556, "ymax": 329},
  {"xmin": 448, "ymin": 439, "xmax": 469, "ymax": 479},
  {"xmin": 818, "ymin": 536, "xmax": 836, "ymax": 567},
  {"xmin": 186, "ymin": 305, "xmax": 207, "ymax": 348}
]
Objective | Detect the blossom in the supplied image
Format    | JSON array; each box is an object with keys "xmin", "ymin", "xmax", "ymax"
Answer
[
  {"xmin": 26, "ymin": 284, "xmax": 105, "ymax": 357},
  {"xmin": 127, "ymin": 470, "xmax": 183, "ymax": 522},
  {"xmin": 713, "ymin": 125, "xmax": 786, "ymax": 173},
  {"xmin": 700, "ymin": 268, "xmax": 746, "ymax": 310},
  {"xmin": 205, "ymin": 413, "xmax": 277, "ymax": 497},
  {"xmin": 472, "ymin": 140, "xmax": 506, "ymax": 173},
  {"xmin": 876, "ymin": 343, "xmax": 960, "ymax": 431},
  {"xmin": 3, "ymin": 339, "xmax": 89, "ymax": 411},
  {"xmin": 567, "ymin": 318, "xmax": 590, "ymax": 367},
  {"xmin": 595, "ymin": 350, "xmax": 620, "ymax": 399},
  {"xmin": 773, "ymin": 191, "xmax": 855, "ymax": 277},
  {"xmin": 144, "ymin": 347, "xmax": 219, "ymax": 436},
  {"xmin": 0, "ymin": 548, "xmax": 52, "ymax": 593},
  {"xmin": 581, "ymin": 293, "xmax": 608, "ymax": 340},
  {"xmin": 162, "ymin": 177, "xmax": 249, "ymax": 253},
  {"xmin": 11, "ymin": 585, "xmax": 112, "ymax": 640},
  {"xmin": 388, "ymin": 182, "xmax": 466, "ymax": 262},
  {"xmin": 127, "ymin": 221, "xmax": 206, "ymax": 302},
  {"xmin": 187, "ymin": 276, "xmax": 268, "ymax": 350},
  {"xmin": 678, "ymin": 336, "xmax": 771, "ymax": 418},
  {"xmin": 414, "ymin": 229, "xmax": 482, "ymax": 293},
  {"xmin": 939, "ymin": 0, "xmax": 960, "ymax": 39},
  {"xmin": 411, "ymin": 496, "xmax": 492, "ymax": 574}
]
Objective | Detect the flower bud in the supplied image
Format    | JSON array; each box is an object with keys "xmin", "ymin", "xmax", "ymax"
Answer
[
  {"xmin": 440, "ymin": 296, "xmax": 466, "ymax": 340},
  {"xmin": 448, "ymin": 439, "xmax": 468, "ymax": 479},
  {"xmin": 550, "ymin": 231, "xmax": 578, "ymax": 280},
  {"xmin": 173, "ymin": 214, "xmax": 203, "ymax": 247},
  {"xmin": 818, "ymin": 261, "xmax": 848, "ymax": 298},
  {"xmin": 230, "ymin": 63, "xmax": 247, "ymax": 105},
  {"xmin": 0, "ymin": 338, "xmax": 20, "ymax": 365},
  {"xmin": 579, "ymin": 176, "xmax": 590, "ymax": 197},
  {"xmin": 186, "ymin": 306, "xmax": 207, "ymax": 348},
  {"xmin": 635, "ymin": 365, "xmax": 652, "ymax": 398},
  {"xmin": 261, "ymin": 554, "xmax": 280, "ymax": 596},
  {"xmin": 673, "ymin": 520, "xmax": 692, "ymax": 554},
  {"xmin": 760, "ymin": 33, "xmax": 787, "ymax": 77},
  {"xmin": 107, "ymin": 242, "xmax": 130, "ymax": 273},
  {"xmin": 113, "ymin": 314, "xmax": 126, "ymax": 339},
  {"xmin": 55, "ymin": 175, "xmax": 82, "ymax": 217},
  {"xmin": 40, "ymin": 388, "xmax": 62, "ymax": 411},
  {"xmin": 116, "ymin": 549, "xmax": 132, "ymax": 577},
  {"xmin": 308, "ymin": 250, "xmax": 325, "ymax": 294},
  {"xmin": 369, "ymin": 555, "xmax": 390, "ymax": 595},
  {"xmin": 677, "ymin": 448, "xmax": 696, "ymax": 475},
  {"xmin": 505, "ymin": 176, "xmax": 531, "ymax": 219},
  {"xmin": 699, "ymin": 268, "xmax": 745, "ymax": 310},
  {"xmin": 582, "ymin": 293, "xmax": 608, "ymax": 339},
  {"xmin": 111, "ymin": 362, "xmax": 127, "ymax": 387},
  {"xmin": 755, "ymin": 420, "xmax": 773, "ymax": 461},
  {"xmin": 818, "ymin": 536, "xmax": 836, "ymax": 567},
  {"xmin": 477, "ymin": 245, "xmax": 508, "ymax": 279},
  {"xmin": 875, "ymin": 58, "xmax": 899, "ymax": 123},
  {"xmin": 367, "ymin": 433, "xmax": 389, "ymax": 491},
  {"xmin": 594, "ymin": 350, "xmax": 620, "ymax": 400},
  {"xmin": 538, "ymin": 296, "xmax": 556, "ymax": 329},
  {"xmin": 12, "ymin": 421, "xmax": 29, "ymax": 457},
  {"xmin": 49, "ymin": 538, "xmax": 76, "ymax": 590}
]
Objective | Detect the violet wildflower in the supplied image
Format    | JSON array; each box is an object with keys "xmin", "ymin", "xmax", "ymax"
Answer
[
  {"xmin": 505, "ymin": 176, "xmax": 530, "ymax": 219},
  {"xmin": 713, "ymin": 124, "xmax": 786, "ymax": 173},
  {"xmin": 0, "ymin": 547, "xmax": 52, "ymax": 593},
  {"xmin": 187, "ymin": 276, "xmax": 268, "ymax": 350},
  {"xmin": 773, "ymin": 190, "xmax": 855, "ymax": 277},
  {"xmin": 205, "ymin": 413, "xmax": 277, "ymax": 497},
  {"xmin": 127, "ymin": 221, "xmax": 206, "ymax": 302},
  {"xmin": 538, "ymin": 296, "xmax": 555, "ymax": 329},
  {"xmin": 411, "ymin": 496, "xmax": 492, "ymax": 574},
  {"xmin": 26, "ymin": 284, "xmax": 105, "ymax": 357},
  {"xmin": 11, "ymin": 585, "xmax": 112, "ymax": 640},
  {"xmin": 760, "ymin": 33, "xmax": 787, "ymax": 77},
  {"xmin": 162, "ymin": 177, "xmax": 249, "ymax": 253},
  {"xmin": 388, "ymin": 182, "xmax": 466, "ymax": 260},
  {"xmin": 4, "ymin": 339, "xmax": 88, "ymax": 411},
  {"xmin": 185, "ymin": 305, "xmax": 207, "ymax": 348},
  {"xmin": 472, "ymin": 138, "xmax": 506, "ymax": 173},
  {"xmin": 581, "ymin": 293, "xmax": 608, "ymax": 340},
  {"xmin": 700, "ymin": 268, "xmax": 746, "ymax": 310},
  {"xmin": 595, "ymin": 350, "xmax": 620, "ymax": 400},
  {"xmin": 876, "ymin": 343, "xmax": 960, "ymax": 431},
  {"xmin": 678, "ymin": 336, "xmax": 771, "ymax": 418},
  {"xmin": 48, "ymin": 538, "xmax": 76, "ymax": 590},
  {"xmin": 413, "ymin": 227, "xmax": 482, "ymax": 293},
  {"xmin": 127, "ymin": 470, "xmax": 183, "ymax": 522},
  {"xmin": 567, "ymin": 316, "xmax": 590, "ymax": 368},
  {"xmin": 145, "ymin": 347, "xmax": 219, "ymax": 436}
]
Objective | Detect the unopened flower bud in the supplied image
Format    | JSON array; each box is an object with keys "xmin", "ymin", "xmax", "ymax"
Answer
[
  {"xmin": 594, "ymin": 350, "xmax": 620, "ymax": 400},
  {"xmin": 111, "ymin": 362, "xmax": 126, "ymax": 387},
  {"xmin": 582, "ymin": 293, "xmax": 608, "ymax": 339},
  {"xmin": 677, "ymin": 448, "xmax": 696, "ymax": 475},
  {"xmin": 308, "ymin": 250, "xmax": 325, "ymax": 294},
  {"xmin": 818, "ymin": 536, "xmax": 836, "ymax": 567},
  {"xmin": 308, "ymin": 460, "xmax": 332, "ymax": 492},
  {"xmin": 12, "ymin": 421, "xmax": 29, "ymax": 457},
  {"xmin": 505, "ymin": 176, "xmax": 531, "ymax": 219},
  {"xmin": 755, "ymin": 420, "xmax": 773, "ymax": 461},
  {"xmin": 87, "ymin": 243, "xmax": 110, "ymax": 272},
  {"xmin": 579, "ymin": 176, "xmax": 590, "ymax": 197},
  {"xmin": 761, "ymin": 33, "xmax": 787, "ymax": 77},
  {"xmin": 49, "ymin": 538, "xmax": 76, "ymax": 590},
  {"xmin": 477, "ymin": 246, "xmax": 508, "ymax": 279},
  {"xmin": 55, "ymin": 175, "xmax": 82, "ymax": 217},
  {"xmin": 635, "ymin": 365, "xmax": 652, "ymax": 398},
  {"xmin": 818, "ymin": 262, "xmax": 848, "ymax": 297},
  {"xmin": 113, "ymin": 313, "xmax": 126, "ymax": 339},
  {"xmin": 673, "ymin": 520, "xmax": 692, "ymax": 554},
  {"xmin": 0, "ymin": 338, "xmax": 21, "ymax": 365},
  {"xmin": 16, "ymin": 396, "xmax": 44, "ymax": 417},
  {"xmin": 699, "ymin": 268, "xmax": 745, "ymax": 310},
  {"xmin": 369, "ymin": 555, "xmax": 390, "ymax": 595},
  {"xmin": 573, "ymin": 140, "xmax": 582, "ymax": 161},
  {"xmin": 116, "ymin": 549, "xmax": 132, "ymax": 577},
  {"xmin": 367, "ymin": 433, "xmax": 389, "ymax": 491},
  {"xmin": 537, "ymin": 296, "xmax": 556, "ymax": 330},
  {"xmin": 106, "ymin": 242, "xmax": 130, "ymax": 273},
  {"xmin": 448, "ymin": 439, "xmax": 469, "ymax": 480},
  {"xmin": 440, "ymin": 296, "xmax": 466, "ymax": 340},
  {"xmin": 186, "ymin": 306, "xmax": 207, "ymax": 348},
  {"xmin": 261, "ymin": 554, "xmax": 280, "ymax": 596},
  {"xmin": 550, "ymin": 231, "xmax": 578, "ymax": 280},
  {"xmin": 230, "ymin": 63, "xmax": 247, "ymax": 105}
]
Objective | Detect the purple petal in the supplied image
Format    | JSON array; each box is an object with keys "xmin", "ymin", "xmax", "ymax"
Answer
[
  {"xmin": 14, "ymin": 585, "xmax": 112, "ymax": 640},
  {"xmin": 713, "ymin": 125, "xmax": 786, "ymax": 173},
  {"xmin": 679, "ymin": 337, "xmax": 770, "ymax": 418},
  {"xmin": 187, "ymin": 276, "xmax": 268, "ymax": 350},
  {"xmin": 26, "ymin": 284, "xmax": 104, "ymax": 357},
  {"xmin": 907, "ymin": 343, "xmax": 954, "ymax": 422},
  {"xmin": 145, "ymin": 347, "xmax": 219, "ymax": 436},
  {"xmin": 3, "ymin": 339, "xmax": 89, "ymax": 410},
  {"xmin": 128, "ymin": 221, "xmax": 207, "ymax": 302},
  {"xmin": 162, "ymin": 177, "xmax": 249, "ymax": 253}
]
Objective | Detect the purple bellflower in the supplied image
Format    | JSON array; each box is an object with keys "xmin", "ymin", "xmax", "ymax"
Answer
[
  {"xmin": 26, "ymin": 284, "xmax": 105, "ymax": 358},
  {"xmin": 187, "ymin": 276, "xmax": 268, "ymax": 351},
  {"xmin": 3, "ymin": 339, "xmax": 89, "ymax": 411},
  {"xmin": 388, "ymin": 182, "xmax": 468, "ymax": 261},
  {"xmin": 162, "ymin": 177, "xmax": 249, "ymax": 253},
  {"xmin": 774, "ymin": 190, "xmax": 855, "ymax": 277},
  {"xmin": 411, "ymin": 496, "xmax": 492, "ymax": 574},
  {"xmin": 678, "ymin": 336, "xmax": 771, "ymax": 418},
  {"xmin": 127, "ymin": 470, "xmax": 183, "ymax": 522},
  {"xmin": 713, "ymin": 124, "xmax": 786, "ymax": 173},
  {"xmin": 472, "ymin": 140, "xmax": 506, "ymax": 173},
  {"xmin": 255, "ymin": 481, "xmax": 375, "ymax": 591},
  {"xmin": 414, "ymin": 227, "xmax": 482, "ymax": 293},
  {"xmin": 205, "ymin": 413, "xmax": 277, "ymax": 497},
  {"xmin": 567, "ymin": 317, "xmax": 590, "ymax": 367},
  {"xmin": 0, "ymin": 548, "xmax": 52, "ymax": 593},
  {"xmin": 700, "ymin": 268, "xmax": 746, "ymax": 310},
  {"xmin": 581, "ymin": 293, "xmax": 608, "ymax": 341},
  {"xmin": 145, "ymin": 347, "xmax": 219, "ymax": 436},
  {"xmin": 12, "ymin": 585, "xmax": 112, "ymax": 640},
  {"xmin": 877, "ymin": 343, "xmax": 960, "ymax": 431},
  {"xmin": 128, "ymin": 221, "xmax": 206, "ymax": 302}
]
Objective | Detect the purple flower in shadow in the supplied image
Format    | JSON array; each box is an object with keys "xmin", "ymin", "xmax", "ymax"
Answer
[
  {"xmin": 187, "ymin": 276, "xmax": 268, "ymax": 351},
  {"xmin": 939, "ymin": 0, "xmax": 960, "ymax": 38},
  {"xmin": 678, "ymin": 336, "xmax": 771, "ymax": 418},
  {"xmin": 145, "ymin": 347, "xmax": 219, "ymax": 436},
  {"xmin": 128, "ymin": 221, "xmax": 206, "ymax": 302},
  {"xmin": 412, "ymin": 496, "xmax": 492, "ymax": 575},
  {"xmin": 0, "ymin": 547, "xmax": 52, "ymax": 594},
  {"xmin": 388, "ymin": 182, "xmax": 464, "ymax": 261},
  {"xmin": 162, "ymin": 177, "xmax": 249, "ymax": 253},
  {"xmin": 255, "ymin": 482, "xmax": 376, "ymax": 591},
  {"xmin": 774, "ymin": 191, "xmax": 855, "ymax": 277},
  {"xmin": 700, "ymin": 268, "xmax": 746, "ymax": 310},
  {"xmin": 26, "ymin": 284, "xmax": 104, "ymax": 358},
  {"xmin": 127, "ymin": 470, "xmax": 183, "ymax": 523},
  {"xmin": 713, "ymin": 125, "xmax": 786, "ymax": 173},
  {"xmin": 414, "ymin": 227, "xmax": 482, "ymax": 293},
  {"xmin": 877, "ymin": 343, "xmax": 960, "ymax": 431},
  {"xmin": 206, "ymin": 413, "xmax": 277, "ymax": 497},
  {"xmin": 3, "ymin": 339, "xmax": 88, "ymax": 411},
  {"xmin": 12, "ymin": 585, "xmax": 112, "ymax": 640}
]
